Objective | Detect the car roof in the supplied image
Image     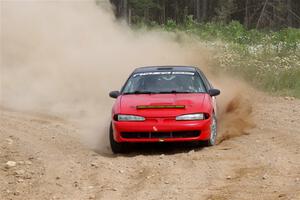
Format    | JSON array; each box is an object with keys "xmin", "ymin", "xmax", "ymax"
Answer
[{"xmin": 133, "ymin": 66, "xmax": 198, "ymax": 73}]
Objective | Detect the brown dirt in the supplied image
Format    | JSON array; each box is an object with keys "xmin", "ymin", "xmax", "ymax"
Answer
[{"xmin": 1, "ymin": 94, "xmax": 299, "ymax": 200}]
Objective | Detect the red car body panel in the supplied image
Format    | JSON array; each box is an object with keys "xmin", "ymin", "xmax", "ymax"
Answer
[{"xmin": 111, "ymin": 93, "xmax": 214, "ymax": 143}]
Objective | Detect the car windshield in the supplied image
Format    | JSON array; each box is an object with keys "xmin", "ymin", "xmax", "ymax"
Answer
[{"xmin": 122, "ymin": 71, "xmax": 206, "ymax": 94}]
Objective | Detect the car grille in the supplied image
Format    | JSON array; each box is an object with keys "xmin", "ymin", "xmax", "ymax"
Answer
[{"xmin": 121, "ymin": 131, "xmax": 200, "ymax": 139}]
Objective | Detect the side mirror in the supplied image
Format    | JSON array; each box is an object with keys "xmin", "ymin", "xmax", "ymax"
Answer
[
  {"xmin": 109, "ymin": 91, "xmax": 120, "ymax": 99},
  {"xmin": 208, "ymin": 89, "xmax": 220, "ymax": 97}
]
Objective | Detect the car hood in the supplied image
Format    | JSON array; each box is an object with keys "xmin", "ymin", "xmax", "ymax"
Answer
[{"xmin": 119, "ymin": 93, "xmax": 208, "ymax": 117}]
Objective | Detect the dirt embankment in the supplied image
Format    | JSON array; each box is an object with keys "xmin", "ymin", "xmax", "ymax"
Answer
[{"xmin": 1, "ymin": 95, "xmax": 299, "ymax": 200}]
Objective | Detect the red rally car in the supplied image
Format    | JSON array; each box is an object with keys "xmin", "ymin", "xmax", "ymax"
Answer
[{"xmin": 109, "ymin": 66, "xmax": 220, "ymax": 153}]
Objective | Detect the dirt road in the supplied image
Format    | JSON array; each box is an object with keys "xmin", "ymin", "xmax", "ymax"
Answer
[{"xmin": 1, "ymin": 95, "xmax": 299, "ymax": 200}]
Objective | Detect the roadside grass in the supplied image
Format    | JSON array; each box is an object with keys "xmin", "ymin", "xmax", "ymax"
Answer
[
  {"xmin": 135, "ymin": 19, "xmax": 300, "ymax": 98},
  {"xmin": 216, "ymin": 42, "xmax": 300, "ymax": 98}
]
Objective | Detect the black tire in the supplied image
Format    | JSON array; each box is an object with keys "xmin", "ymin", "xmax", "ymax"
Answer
[
  {"xmin": 109, "ymin": 123, "xmax": 126, "ymax": 154},
  {"xmin": 204, "ymin": 114, "xmax": 218, "ymax": 146}
]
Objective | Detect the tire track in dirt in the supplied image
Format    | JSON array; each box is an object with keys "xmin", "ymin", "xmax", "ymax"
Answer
[
  {"xmin": 205, "ymin": 96, "xmax": 300, "ymax": 200},
  {"xmin": 1, "ymin": 95, "xmax": 300, "ymax": 200}
]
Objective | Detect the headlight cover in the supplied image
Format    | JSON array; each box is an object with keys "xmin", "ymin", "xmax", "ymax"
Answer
[
  {"xmin": 176, "ymin": 113, "xmax": 205, "ymax": 121},
  {"xmin": 116, "ymin": 114, "xmax": 145, "ymax": 121}
]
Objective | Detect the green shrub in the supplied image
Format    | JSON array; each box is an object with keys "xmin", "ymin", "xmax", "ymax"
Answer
[{"xmin": 157, "ymin": 20, "xmax": 300, "ymax": 98}]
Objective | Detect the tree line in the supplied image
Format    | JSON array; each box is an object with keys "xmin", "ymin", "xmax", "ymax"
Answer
[{"xmin": 107, "ymin": 0, "xmax": 300, "ymax": 29}]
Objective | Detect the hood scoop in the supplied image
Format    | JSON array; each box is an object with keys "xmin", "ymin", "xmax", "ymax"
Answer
[{"xmin": 136, "ymin": 105, "xmax": 185, "ymax": 109}]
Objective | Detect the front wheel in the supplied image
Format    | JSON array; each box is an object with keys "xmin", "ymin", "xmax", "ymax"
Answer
[
  {"xmin": 204, "ymin": 114, "xmax": 218, "ymax": 146},
  {"xmin": 109, "ymin": 124, "xmax": 126, "ymax": 154}
]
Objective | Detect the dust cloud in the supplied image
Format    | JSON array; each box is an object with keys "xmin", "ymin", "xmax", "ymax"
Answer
[
  {"xmin": 0, "ymin": 0, "xmax": 253, "ymax": 152},
  {"xmin": 215, "ymin": 78, "xmax": 254, "ymax": 144}
]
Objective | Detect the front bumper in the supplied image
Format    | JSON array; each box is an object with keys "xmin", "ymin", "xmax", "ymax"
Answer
[{"xmin": 112, "ymin": 118, "xmax": 211, "ymax": 143}]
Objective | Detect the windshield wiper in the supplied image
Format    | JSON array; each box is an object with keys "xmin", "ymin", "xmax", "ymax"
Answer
[
  {"xmin": 158, "ymin": 90, "xmax": 193, "ymax": 94},
  {"xmin": 123, "ymin": 90, "xmax": 194, "ymax": 95},
  {"xmin": 123, "ymin": 91, "xmax": 157, "ymax": 95}
]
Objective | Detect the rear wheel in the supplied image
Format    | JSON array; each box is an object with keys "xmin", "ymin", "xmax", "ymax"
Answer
[
  {"xmin": 109, "ymin": 123, "xmax": 126, "ymax": 154},
  {"xmin": 204, "ymin": 114, "xmax": 218, "ymax": 146}
]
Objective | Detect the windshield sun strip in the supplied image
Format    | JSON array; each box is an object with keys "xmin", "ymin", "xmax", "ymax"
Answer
[{"xmin": 132, "ymin": 71, "xmax": 195, "ymax": 77}]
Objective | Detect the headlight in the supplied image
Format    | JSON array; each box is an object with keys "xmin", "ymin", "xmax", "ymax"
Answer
[
  {"xmin": 116, "ymin": 114, "xmax": 145, "ymax": 121},
  {"xmin": 176, "ymin": 113, "xmax": 205, "ymax": 121}
]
